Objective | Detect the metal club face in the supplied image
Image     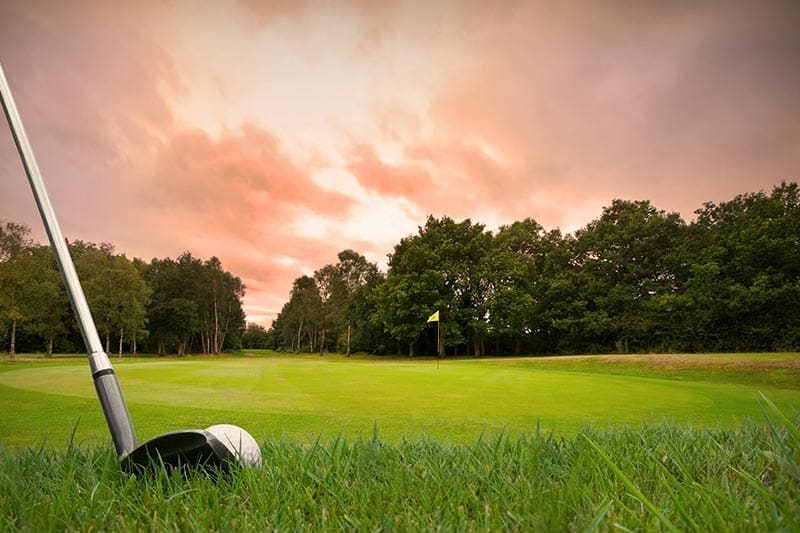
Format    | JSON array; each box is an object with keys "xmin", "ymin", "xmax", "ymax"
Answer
[
  {"xmin": 123, "ymin": 424, "xmax": 262, "ymax": 473},
  {"xmin": 123, "ymin": 430, "xmax": 233, "ymax": 473}
]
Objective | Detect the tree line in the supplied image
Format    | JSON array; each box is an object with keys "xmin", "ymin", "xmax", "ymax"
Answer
[
  {"xmin": 0, "ymin": 227, "xmax": 245, "ymax": 356},
  {"xmin": 265, "ymin": 182, "xmax": 800, "ymax": 356}
]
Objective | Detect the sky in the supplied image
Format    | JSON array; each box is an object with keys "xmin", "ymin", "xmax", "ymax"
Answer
[{"xmin": 1, "ymin": 0, "xmax": 798, "ymax": 325}]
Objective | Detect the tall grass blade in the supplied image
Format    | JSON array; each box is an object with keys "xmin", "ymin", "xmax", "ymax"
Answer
[
  {"xmin": 584, "ymin": 435, "xmax": 679, "ymax": 532},
  {"xmin": 583, "ymin": 498, "xmax": 612, "ymax": 533},
  {"xmin": 758, "ymin": 391, "xmax": 800, "ymax": 443},
  {"xmin": 730, "ymin": 465, "xmax": 787, "ymax": 518}
]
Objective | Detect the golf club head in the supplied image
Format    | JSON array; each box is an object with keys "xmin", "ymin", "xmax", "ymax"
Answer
[{"xmin": 122, "ymin": 424, "xmax": 261, "ymax": 473}]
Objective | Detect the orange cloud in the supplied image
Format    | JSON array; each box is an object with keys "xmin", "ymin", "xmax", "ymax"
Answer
[
  {"xmin": 347, "ymin": 144, "xmax": 433, "ymax": 200},
  {"xmin": 2, "ymin": 0, "xmax": 798, "ymax": 325},
  {"xmin": 0, "ymin": 1, "xmax": 358, "ymax": 324},
  {"xmin": 132, "ymin": 124, "xmax": 363, "ymax": 323}
]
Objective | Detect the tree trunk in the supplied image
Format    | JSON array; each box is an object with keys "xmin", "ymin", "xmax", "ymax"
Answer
[
  {"xmin": 9, "ymin": 318, "xmax": 16, "ymax": 358},
  {"xmin": 319, "ymin": 329, "xmax": 326, "ymax": 356},
  {"xmin": 213, "ymin": 298, "xmax": 220, "ymax": 354},
  {"xmin": 118, "ymin": 328, "xmax": 124, "ymax": 357},
  {"xmin": 105, "ymin": 330, "xmax": 110, "ymax": 354},
  {"xmin": 47, "ymin": 335, "xmax": 53, "ymax": 357},
  {"xmin": 408, "ymin": 340, "xmax": 414, "ymax": 357},
  {"xmin": 158, "ymin": 341, "xmax": 165, "ymax": 357},
  {"xmin": 295, "ymin": 319, "xmax": 304, "ymax": 353},
  {"xmin": 219, "ymin": 306, "xmax": 232, "ymax": 353},
  {"xmin": 515, "ymin": 337, "xmax": 521, "ymax": 355},
  {"xmin": 346, "ymin": 323, "xmax": 351, "ymax": 357}
]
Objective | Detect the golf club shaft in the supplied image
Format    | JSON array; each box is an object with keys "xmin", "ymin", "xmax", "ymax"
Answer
[{"xmin": 0, "ymin": 62, "xmax": 137, "ymax": 458}]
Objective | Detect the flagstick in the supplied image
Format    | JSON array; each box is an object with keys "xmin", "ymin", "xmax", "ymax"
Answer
[
  {"xmin": 436, "ymin": 315, "xmax": 442, "ymax": 370},
  {"xmin": 437, "ymin": 319, "xmax": 440, "ymax": 371}
]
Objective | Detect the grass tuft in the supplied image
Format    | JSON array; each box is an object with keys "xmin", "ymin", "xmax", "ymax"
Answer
[{"xmin": 1, "ymin": 416, "xmax": 799, "ymax": 531}]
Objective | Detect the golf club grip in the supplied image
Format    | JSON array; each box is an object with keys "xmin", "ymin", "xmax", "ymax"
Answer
[{"xmin": 94, "ymin": 371, "xmax": 138, "ymax": 458}]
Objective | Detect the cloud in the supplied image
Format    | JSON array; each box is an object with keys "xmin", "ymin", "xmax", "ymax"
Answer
[
  {"xmin": 0, "ymin": 0, "xmax": 361, "ymax": 324},
  {"xmin": 140, "ymin": 124, "xmax": 353, "ymax": 227},
  {"xmin": 347, "ymin": 144, "xmax": 434, "ymax": 201},
  {"xmin": 332, "ymin": 0, "xmax": 799, "ymax": 234},
  {"xmin": 420, "ymin": 0, "xmax": 800, "ymax": 222},
  {"xmin": 132, "ymin": 123, "xmax": 364, "ymax": 322},
  {"xmin": 2, "ymin": 0, "xmax": 797, "ymax": 325},
  {"xmin": 0, "ymin": 0, "xmax": 180, "ymax": 237}
]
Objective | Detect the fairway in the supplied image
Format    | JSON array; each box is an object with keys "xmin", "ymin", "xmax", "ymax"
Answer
[{"xmin": 1, "ymin": 353, "xmax": 798, "ymax": 449}]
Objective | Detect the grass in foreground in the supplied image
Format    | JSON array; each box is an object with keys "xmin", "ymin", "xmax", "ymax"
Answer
[{"xmin": 1, "ymin": 400, "xmax": 798, "ymax": 532}]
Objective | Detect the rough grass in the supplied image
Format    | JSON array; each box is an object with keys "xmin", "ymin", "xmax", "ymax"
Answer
[
  {"xmin": 1, "ymin": 409, "xmax": 798, "ymax": 531},
  {"xmin": 484, "ymin": 352, "xmax": 800, "ymax": 389}
]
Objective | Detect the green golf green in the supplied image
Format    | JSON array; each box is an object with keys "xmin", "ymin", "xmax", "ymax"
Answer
[{"xmin": 0, "ymin": 353, "xmax": 798, "ymax": 449}]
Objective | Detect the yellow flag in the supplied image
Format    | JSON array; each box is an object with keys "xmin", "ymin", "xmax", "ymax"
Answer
[{"xmin": 427, "ymin": 310, "xmax": 439, "ymax": 323}]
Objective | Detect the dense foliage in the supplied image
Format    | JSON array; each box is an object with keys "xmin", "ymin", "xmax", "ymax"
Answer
[
  {"xmin": 270, "ymin": 182, "xmax": 800, "ymax": 355},
  {"xmin": 0, "ymin": 229, "xmax": 245, "ymax": 356},
  {"xmin": 3, "ymin": 182, "xmax": 797, "ymax": 356}
]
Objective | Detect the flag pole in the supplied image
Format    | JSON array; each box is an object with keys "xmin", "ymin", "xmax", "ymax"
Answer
[
  {"xmin": 427, "ymin": 309, "xmax": 441, "ymax": 370},
  {"xmin": 437, "ymin": 317, "xmax": 440, "ymax": 371},
  {"xmin": 437, "ymin": 310, "xmax": 442, "ymax": 370}
]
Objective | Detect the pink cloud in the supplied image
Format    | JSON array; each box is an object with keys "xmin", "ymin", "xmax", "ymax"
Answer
[
  {"xmin": 0, "ymin": 1, "xmax": 357, "ymax": 325},
  {"xmin": 2, "ymin": 0, "xmax": 798, "ymax": 325},
  {"xmin": 347, "ymin": 144, "xmax": 434, "ymax": 200},
  {"xmin": 131, "ymin": 124, "xmax": 362, "ymax": 323}
]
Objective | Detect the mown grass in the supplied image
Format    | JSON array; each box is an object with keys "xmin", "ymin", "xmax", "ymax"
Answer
[
  {"xmin": 1, "ymin": 353, "xmax": 799, "ymax": 450},
  {"xmin": 1, "ymin": 403, "xmax": 798, "ymax": 531},
  {"xmin": 0, "ymin": 354, "xmax": 799, "ymax": 529}
]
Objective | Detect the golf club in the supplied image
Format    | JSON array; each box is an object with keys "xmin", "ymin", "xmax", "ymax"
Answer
[{"xmin": 0, "ymin": 61, "xmax": 261, "ymax": 472}]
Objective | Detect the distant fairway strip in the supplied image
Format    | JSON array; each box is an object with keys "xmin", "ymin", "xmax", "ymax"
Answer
[{"xmin": 0, "ymin": 353, "xmax": 798, "ymax": 449}]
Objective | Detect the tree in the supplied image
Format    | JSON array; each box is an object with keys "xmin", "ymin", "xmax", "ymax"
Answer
[
  {"xmin": 0, "ymin": 221, "xmax": 35, "ymax": 356},
  {"xmin": 345, "ymin": 272, "xmax": 386, "ymax": 354},
  {"xmin": 571, "ymin": 200, "xmax": 687, "ymax": 352},
  {"xmin": 311, "ymin": 250, "xmax": 382, "ymax": 356},
  {"xmin": 25, "ymin": 246, "xmax": 69, "ymax": 356},
  {"xmin": 371, "ymin": 270, "xmax": 442, "ymax": 356},
  {"xmin": 203, "ymin": 257, "xmax": 246, "ymax": 353},
  {"xmin": 687, "ymin": 182, "xmax": 800, "ymax": 350},
  {"xmin": 489, "ymin": 219, "xmax": 564, "ymax": 354},
  {"xmin": 314, "ymin": 264, "xmax": 344, "ymax": 355},
  {"xmin": 242, "ymin": 322, "xmax": 272, "ymax": 349},
  {"xmin": 372, "ymin": 216, "xmax": 492, "ymax": 356},
  {"xmin": 145, "ymin": 253, "xmax": 245, "ymax": 355},
  {"xmin": 74, "ymin": 243, "xmax": 150, "ymax": 356},
  {"xmin": 271, "ymin": 276, "xmax": 322, "ymax": 353},
  {"xmin": 146, "ymin": 257, "xmax": 199, "ymax": 355}
]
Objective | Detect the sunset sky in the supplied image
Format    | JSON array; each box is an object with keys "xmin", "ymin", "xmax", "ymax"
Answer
[{"xmin": 1, "ymin": 0, "xmax": 798, "ymax": 325}]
